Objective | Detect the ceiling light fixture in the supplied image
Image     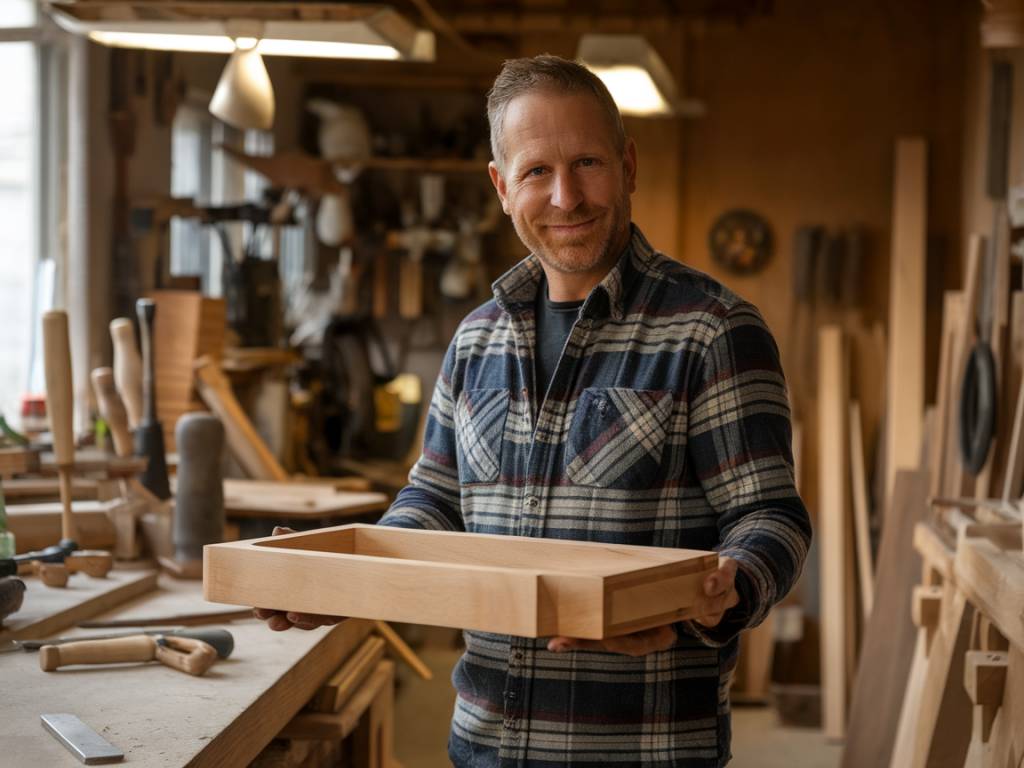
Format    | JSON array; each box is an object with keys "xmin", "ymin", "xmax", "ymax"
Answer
[
  {"xmin": 209, "ymin": 33, "xmax": 275, "ymax": 131},
  {"xmin": 577, "ymin": 34, "xmax": 703, "ymax": 118},
  {"xmin": 49, "ymin": 10, "xmax": 435, "ymax": 62}
]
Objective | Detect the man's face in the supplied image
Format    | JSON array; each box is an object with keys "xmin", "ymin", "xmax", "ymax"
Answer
[{"xmin": 488, "ymin": 91, "xmax": 637, "ymax": 277}]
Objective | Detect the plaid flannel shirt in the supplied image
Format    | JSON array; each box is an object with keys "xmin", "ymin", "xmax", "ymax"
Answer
[{"xmin": 380, "ymin": 225, "xmax": 811, "ymax": 767}]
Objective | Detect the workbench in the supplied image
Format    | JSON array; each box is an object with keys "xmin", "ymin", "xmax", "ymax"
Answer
[{"xmin": 0, "ymin": 574, "xmax": 378, "ymax": 767}]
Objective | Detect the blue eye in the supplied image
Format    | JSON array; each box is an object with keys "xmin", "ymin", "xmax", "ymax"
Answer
[{"xmin": 527, "ymin": 167, "xmax": 545, "ymax": 177}]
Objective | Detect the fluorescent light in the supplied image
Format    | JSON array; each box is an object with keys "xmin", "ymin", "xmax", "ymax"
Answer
[
  {"xmin": 257, "ymin": 39, "xmax": 400, "ymax": 60},
  {"xmin": 88, "ymin": 30, "xmax": 236, "ymax": 53},
  {"xmin": 577, "ymin": 34, "xmax": 684, "ymax": 118},
  {"xmin": 86, "ymin": 30, "xmax": 401, "ymax": 59},
  {"xmin": 589, "ymin": 66, "xmax": 672, "ymax": 116},
  {"xmin": 54, "ymin": 11, "xmax": 435, "ymax": 62}
]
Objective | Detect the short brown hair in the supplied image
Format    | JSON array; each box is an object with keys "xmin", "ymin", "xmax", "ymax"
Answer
[{"xmin": 486, "ymin": 54, "xmax": 626, "ymax": 171}]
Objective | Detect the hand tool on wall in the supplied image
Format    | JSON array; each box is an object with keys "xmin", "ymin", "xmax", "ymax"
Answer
[
  {"xmin": 42, "ymin": 310, "xmax": 79, "ymax": 547},
  {"xmin": 40, "ymin": 633, "xmax": 219, "ymax": 676},
  {"xmin": 134, "ymin": 299, "xmax": 171, "ymax": 499},
  {"xmin": 162, "ymin": 412, "xmax": 224, "ymax": 579},
  {"xmin": 9, "ymin": 627, "xmax": 234, "ymax": 657},
  {"xmin": 109, "ymin": 318, "xmax": 144, "ymax": 430},
  {"xmin": 960, "ymin": 58, "xmax": 1012, "ymax": 475},
  {"xmin": 786, "ymin": 226, "xmax": 821, "ymax": 412}
]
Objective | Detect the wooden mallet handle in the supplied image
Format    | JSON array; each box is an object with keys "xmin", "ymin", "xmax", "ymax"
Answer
[
  {"xmin": 90, "ymin": 367, "xmax": 132, "ymax": 458},
  {"xmin": 40, "ymin": 635, "xmax": 157, "ymax": 671},
  {"xmin": 42, "ymin": 310, "xmax": 76, "ymax": 543},
  {"xmin": 109, "ymin": 318, "xmax": 144, "ymax": 429}
]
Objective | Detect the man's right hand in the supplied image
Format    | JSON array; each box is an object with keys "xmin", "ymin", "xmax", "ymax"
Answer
[{"xmin": 253, "ymin": 526, "xmax": 348, "ymax": 632}]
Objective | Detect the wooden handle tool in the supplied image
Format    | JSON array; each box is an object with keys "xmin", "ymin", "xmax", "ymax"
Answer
[
  {"xmin": 39, "ymin": 633, "xmax": 218, "ymax": 676},
  {"xmin": 154, "ymin": 634, "xmax": 218, "ymax": 676},
  {"xmin": 65, "ymin": 550, "xmax": 114, "ymax": 578},
  {"xmin": 109, "ymin": 318, "xmax": 144, "ymax": 430},
  {"xmin": 17, "ymin": 560, "xmax": 69, "ymax": 588},
  {"xmin": 42, "ymin": 310, "xmax": 77, "ymax": 544},
  {"xmin": 90, "ymin": 367, "xmax": 132, "ymax": 458},
  {"xmin": 40, "ymin": 634, "xmax": 157, "ymax": 670}
]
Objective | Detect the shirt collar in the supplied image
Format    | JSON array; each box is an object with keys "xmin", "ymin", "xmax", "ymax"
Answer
[{"xmin": 492, "ymin": 224, "xmax": 656, "ymax": 322}]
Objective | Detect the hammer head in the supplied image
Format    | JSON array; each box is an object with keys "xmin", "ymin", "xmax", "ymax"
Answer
[{"xmin": 167, "ymin": 628, "xmax": 234, "ymax": 659}]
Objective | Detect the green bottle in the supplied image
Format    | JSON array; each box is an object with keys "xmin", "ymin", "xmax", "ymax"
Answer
[{"xmin": 0, "ymin": 478, "xmax": 14, "ymax": 559}]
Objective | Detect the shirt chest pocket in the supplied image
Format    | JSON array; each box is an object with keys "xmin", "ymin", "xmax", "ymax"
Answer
[
  {"xmin": 454, "ymin": 388, "xmax": 510, "ymax": 484},
  {"xmin": 565, "ymin": 388, "xmax": 675, "ymax": 490}
]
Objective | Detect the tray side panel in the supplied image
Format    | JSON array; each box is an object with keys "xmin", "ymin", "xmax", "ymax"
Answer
[
  {"xmin": 603, "ymin": 559, "xmax": 718, "ymax": 638},
  {"xmin": 204, "ymin": 542, "xmax": 542, "ymax": 636},
  {"xmin": 537, "ymin": 573, "xmax": 605, "ymax": 639}
]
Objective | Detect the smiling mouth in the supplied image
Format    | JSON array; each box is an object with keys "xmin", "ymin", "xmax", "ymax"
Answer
[{"xmin": 546, "ymin": 218, "xmax": 597, "ymax": 232}]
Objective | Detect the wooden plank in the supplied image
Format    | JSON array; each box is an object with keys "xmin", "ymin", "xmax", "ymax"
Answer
[
  {"xmin": 818, "ymin": 325, "xmax": 850, "ymax": 741},
  {"xmin": 983, "ymin": 644, "xmax": 1024, "ymax": 768},
  {"xmin": 312, "ymin": 634, "xmax": 386, "ymax": 713},
  {"xmin": 221, "ymin": 479, "xmax": 388, "ymax": 519},
  {"xmin": 6, "ymin": 500, "xmax": 119, "ymax": 553},
  {"xmin": 929, "ymin": 292, "xmax": 964, "ymax": 498},
  {"xmin": 849, "ymin": 401, "xmax": 874, "ymax": 620},
  {"xmin": 1000, "ymin": 292, "xmax": 1024, "ymax": 501},
  {"xmin": 193, "ymin": 355, "xmax": 288, "ymax": 482},
  {"xmin": 884, "ymin": 137, "xmax": 928, "ymax": 516},
  {"xmin": 0, "ymin": 447, "xmax": 40, "ymax": 477},
  {"xmin": 0, "ymin": 569, "xmax": 158, "ymax": 641},
  {"xmin": 908, "ymin": 583, "xmax": 974, "ymax": 768},
  {"xmin": 279, "ymin": 659, "xmax": 395, "ymax": 741},
  {"xmin": 842, "ymin": 469, "xmax": 929, "ymax": 768},
  {"xmin": 954, "ymin": 526, "xmax": 1024, "ymax": 650},
  {"xmin": 1, "ymin": 477, "xmax": 101, "ymax": 502},
  {"xmin": 0, "ymin": 576, "xmax": 374, "ymax": 767},
  {"xmin": 148, "ymin": 291, "xmax": 226, "ymax": 453},
  {"xmin": 204, "ymin": 524, "xmax": 717, "ymax": 640},
  {"xmin": 944, "ymin": 236, "xmax": 986, "ymax": 499}
]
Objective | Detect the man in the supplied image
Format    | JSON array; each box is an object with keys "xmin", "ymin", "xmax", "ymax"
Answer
[{"xmin": 259, "ymin": 55, "xmax": 810, "ymax": 767}]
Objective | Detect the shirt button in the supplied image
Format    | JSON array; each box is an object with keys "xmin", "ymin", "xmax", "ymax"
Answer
[{"xmin": 525, "ymin": 496, "xmax": 539, "ymax": 508}]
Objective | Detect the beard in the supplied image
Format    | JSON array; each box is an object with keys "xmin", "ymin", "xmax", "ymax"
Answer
[{"xmin": 513, "ymin": 192, "xmax": 632, "ymax": 276}]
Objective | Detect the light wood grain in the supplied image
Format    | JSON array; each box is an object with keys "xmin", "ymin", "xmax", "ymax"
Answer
[
  {"xmin": 818, "ymin": 325, "xmax": 849, "ymax": 741},
  {"xmin": 221, "ymin": 478, "xmax": 388, "ymax": 519},
  {"xmin": 204, "ymin": 524, "xmax": 717, "ymax": 640},
  {"xmin": 312, "ymin": 635, "xmax": 386, "ymax": 713},
  {"xmin": 884, "ymin": 138, "xmax": 928, "ymax": 517},
  {"xmin": 0, "ymin": 569, "xmax": 157, "ymax": 642},
  {"xmin": 280, "ymin": 659, "xmax": 395, "ymax": 740},
  {"xmin": 6, "ymin": 501, "xmax": 119, "ymax": 553},
  {"xmin": 110, "ymin": 317, "xmax": 144, "ymax": 429},
  {"xmin": 954, "ymin": 525, "xmax": 1024, "ymax": 651},
  {"xmin": 849, "ymin": 401, "xmax": 874, "ymax": 620},
  {"xmin": 194, "ymin": 355, "xmax": 289, "ymax": 482}
]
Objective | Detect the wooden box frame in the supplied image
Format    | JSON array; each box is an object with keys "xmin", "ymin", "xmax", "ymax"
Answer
[{"xmin": 204, "ymin": 524, "xmax": 717, "ymax": 639}]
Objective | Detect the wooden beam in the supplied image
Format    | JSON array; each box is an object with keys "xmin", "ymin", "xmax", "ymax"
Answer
[
  {"xmin": 818, "ymin": 325, "xmax": 850, "ymax": 741},
  {"xmin": 849, "ymin": 401, "xmax": 874, "ymax": 620},
  {"xmin": 884, "ymin": 138, "xmax": 928, "ymax": 516}
]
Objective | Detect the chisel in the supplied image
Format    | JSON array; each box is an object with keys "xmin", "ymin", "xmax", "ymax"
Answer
[{"xmin": 134, "ymin": 299, "xmax": 170, "ymax": 499}]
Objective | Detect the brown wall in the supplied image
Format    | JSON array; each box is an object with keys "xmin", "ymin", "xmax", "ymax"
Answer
[{"xmin": 675, "ymin": 0, "xmax": 967, "ymax": 375}]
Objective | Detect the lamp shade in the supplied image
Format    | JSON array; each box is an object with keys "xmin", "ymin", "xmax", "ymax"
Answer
[{"xmin": 209, "ymin": 44, "xmax": 275, "ymax": 131}]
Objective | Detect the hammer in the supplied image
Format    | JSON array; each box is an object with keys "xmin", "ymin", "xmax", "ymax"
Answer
[
  {"xmin": 40, "ymin": 633, "xmax": 219, "ymax": 676},
  {"xmin": 16, "ymin": 627, "xmax": 234, "ymax": 658}
]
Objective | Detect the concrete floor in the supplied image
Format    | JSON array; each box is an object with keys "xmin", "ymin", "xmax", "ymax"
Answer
[{"xmin": 393, "ymin": 644, "xmax": 842, "ymax": 768}]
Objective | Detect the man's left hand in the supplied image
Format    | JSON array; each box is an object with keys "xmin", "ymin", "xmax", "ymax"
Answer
[{"xmin": 545, "ymin": 556, "xmax": 741, "ymax": 656}]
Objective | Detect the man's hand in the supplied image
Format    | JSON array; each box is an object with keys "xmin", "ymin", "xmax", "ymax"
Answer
[
  {"xmin": 691, "ymin": 556, "xmax": 740, "ymax": 628},
  {"xmin": 253, "ymin": 526, "xmax": 347, "ymax": 632},
  {"xmin": 545, "ymin": 556, "xmax": 742, "ymax": 655}
]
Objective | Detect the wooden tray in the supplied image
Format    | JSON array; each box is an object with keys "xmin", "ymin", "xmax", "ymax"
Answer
[{"xmin": 203, "ymin": 524, "xmax": 717, "ymax": 639}]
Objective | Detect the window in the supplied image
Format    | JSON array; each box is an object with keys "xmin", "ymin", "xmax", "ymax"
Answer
[
  {"xmin": 0, "ymin": 2, "xmax": 62, "ymax": 425},
  {"xmin": 170, "ymin": 105, "xmax": 310, "ymax": 309}
]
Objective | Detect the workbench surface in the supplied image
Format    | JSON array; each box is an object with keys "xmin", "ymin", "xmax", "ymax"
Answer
[{"xmin": 0, "ymin": 575, "xmax": 369, "ymax": 767}]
